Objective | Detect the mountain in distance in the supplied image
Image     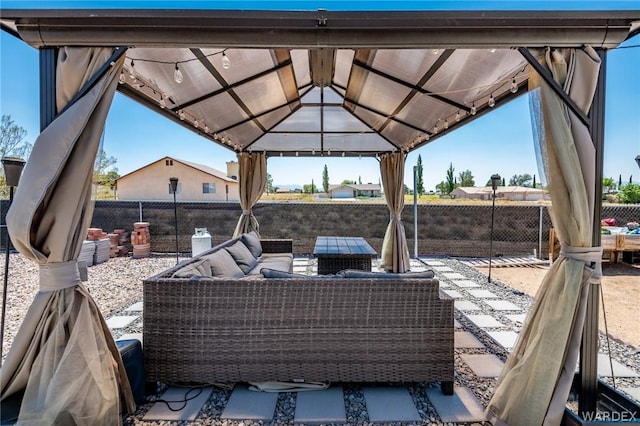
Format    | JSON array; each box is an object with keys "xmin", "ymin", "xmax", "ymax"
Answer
[{"xmin": 275, "ymin": 184, "xmax": 303, "ymax": 191}]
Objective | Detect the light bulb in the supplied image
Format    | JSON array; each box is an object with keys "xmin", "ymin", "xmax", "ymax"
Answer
[
  {"xmin": 159, "ymin": 94, "xmax": 166, "ymax": 108},
  {"xmin": 425, "ymin": 134, "xmax": 430, "ymax": 141},
  {"xmin": 204, "ymin": 124, "xmax": 209, "ymax": 133},
  {"xmin": 470, "ymin": 103, "xmax": 477, "ymax": 115},
  {"xmin": 342, "ymin": 151, "xmax": 345, "ymax": 157},
  {"xmin": 119, "ymin": 70, "xmax": 126, "ymax": 84},
  {"xmin": 295, "ymin": 151, "xmax": 299, "ymax": 157},
  {"xmin": 312, "ymin": 149, "xmax": 316, "ymax": 155},
  {"xmin": 194, "ymin": 119, "xmax": 199, "ymax": 128},
  {"xmin": 178, "ymin": 110, "xmax": 185, "ymax": 120},
  {"xmin": 433, "ymin": 125, "xmax": 438, "ymax": 135},
  {"xmin": 510, "ymin": 78, "xmax": 518, "ymax": 93},
  {"xmin": 280, "ymin": 152, "xmax": 283, "ymax": 157},
  {"xmin": 488, "ymin": 48, "xmax": 497, "ymax": 53},
  {"xmin": 327, "ymin": 150, "xmax": 331, "ymax": 156},
  {"xmin": 222, "ymin": 52, "xmax": 231, "ymax": 70},
  {"xmin": 174, "ymin": 63, "xmax": 184, "ymax": 84},
  {"xmin": 488, "ymin": 95, "xmax": 496, "ymax": 108},
  {"xmin": 213, "ymin": 133, "xmax": 219, "ymax": 139},
  {"xmin": 444, "ymin": 119, "xmax": 449, "ymax": 130},
  {"xmin": 432, "ymin": 49, "xmax": 439, "ymax": 55},
  {"xmin": 128, "ymin": 60, "xmax": 136, "ymax": 80},
  {"xmin": 455, "ymin": 111, "xmax": 461, "ymax": 122}
]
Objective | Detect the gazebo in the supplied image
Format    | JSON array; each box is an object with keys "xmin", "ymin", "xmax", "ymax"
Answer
[{"xmin": 1, "ymin": 7, "xmax": 639, "ymax": 425}]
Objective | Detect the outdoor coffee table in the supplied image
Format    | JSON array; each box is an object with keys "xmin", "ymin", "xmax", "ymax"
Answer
[{"xmin": 313, "ymin": 236, "xmax": 377, "ymax": 275}]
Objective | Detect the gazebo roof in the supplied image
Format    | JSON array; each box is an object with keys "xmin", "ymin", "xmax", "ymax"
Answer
[{"xmin": 2, "ymin": 9, "xmax": 639, "ymax": 157}]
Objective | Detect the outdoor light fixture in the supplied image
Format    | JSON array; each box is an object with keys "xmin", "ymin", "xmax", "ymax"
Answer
[
  {"xmin": 488, "ymin": 173, "xmax": 501, "ymax": 283},
  {"xmin": 169, "ymin": 177, "xmax": 179, "ymax": 264},
  {"xmin": 1, "ymin": 156, "xmax": 26, "ymax": 365}
]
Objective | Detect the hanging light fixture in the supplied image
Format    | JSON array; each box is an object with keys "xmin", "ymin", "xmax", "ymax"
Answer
[
  {"xmin": 174, "ymin": 63, "xmax": 184, "ymax": 84},
  {"xmin": 222, "ymin": 51, "xmax": 231, "ymax": 70},
  {"xmin": 488, "ymin": 94, "xmax": 496, "ymax": 108}
]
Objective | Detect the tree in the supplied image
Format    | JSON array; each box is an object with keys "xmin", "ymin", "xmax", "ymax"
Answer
[
  {"xmin": 322, "ymin": 164, "xmax": 329, "ymax": 193},
  {"xmin": 618, "ymin": 183, "xmax": 640, "ymax": 204},
  {"xmin": 358, "ymin": 176, "xmax": 362, "ymax": 185},
  {"xmin": 458, "ymin": 169, "xmax": 474, "ymax": 187},
  {"xmin": 416, "ymin": 154, "xmax": 425, "ymax": 195},
  {"xmin": 0, "ymin": 114, "xmax": 32, "ymax": 162},
  {"xmin": 445, "ymin": 163, "xmax": 455, "ymax": 194},
  {"xmin": 602, "ymin": 177, "xmax": 616, "ymax": 193},
  {"xmin": 508, "ymin": 173, "xmax": 533, "ymax": 187},
  {"xmin": 341, "ymin": 179, "xmax": 356, "ymax": 185},
  {"xmin": 265, "ymin": 173, "xmax": 274, "ymax": 194},
  {"xmin": 302, "ymin": 183, "xmax": 318, "ymax": 193},
  {"xmin": 532, "ymin": 174, "xmax": 537, "ymax": 188},
  {"xmin": 618, "ymin": 174, "xmax": 623, "ymax": 190},
  {"xmin": 93, "ymin": 147, "xmax": 118, "ymax": 184}
]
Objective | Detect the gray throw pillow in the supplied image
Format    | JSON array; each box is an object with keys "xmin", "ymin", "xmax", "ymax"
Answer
[
  {"xmin": 203, "ymin": 249, "xmax": 245, "ymax": 278},
  {"xmin": 240, "ymin": 231, "xmax": 263, "ymax": 258},
  {"xmin": 340, "ymin": 269, "xmax": 435, "ymax": 279},
  {"xmin": 225, "ymin": 241, "xmax": 258, "ymax": 273},
  {"xmin": 171, "ymin": 258, "xmax": 213, "ymax": 278}
]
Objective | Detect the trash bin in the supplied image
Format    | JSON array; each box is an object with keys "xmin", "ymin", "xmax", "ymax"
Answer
[{"xmin": 191, "ymin": 228, "xmax": 212, "ymax": 256}]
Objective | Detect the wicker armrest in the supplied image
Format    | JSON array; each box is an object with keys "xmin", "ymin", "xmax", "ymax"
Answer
[{"xmin": 261, "ymin": 239, "xmax": 293, "ymax": 253}]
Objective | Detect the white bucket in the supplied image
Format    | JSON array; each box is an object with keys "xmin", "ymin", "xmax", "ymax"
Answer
[{"xmin": 191, "ymin": 227, "xmax": 212, "ymax": 256}]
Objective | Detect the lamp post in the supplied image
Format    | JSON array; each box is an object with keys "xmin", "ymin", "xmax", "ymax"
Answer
[
  {"xmin": 169, "ymin": 177, "xmax": 179, "ymax": 264},
  {"xmin": 1, "ymin": 157, "xmax": 26, "ymax": 365},
  {"xmin": 488, "ymin": 174, "xmax": 501, "ymax": 283},
  {"xmin": 413, "ymin": 165, "xmax": 418, "ymax": 258}
]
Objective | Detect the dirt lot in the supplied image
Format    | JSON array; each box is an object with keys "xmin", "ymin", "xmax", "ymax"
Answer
[{"xmin": 477, "ymin": 262, "xmax": 640, "ymax": 348}]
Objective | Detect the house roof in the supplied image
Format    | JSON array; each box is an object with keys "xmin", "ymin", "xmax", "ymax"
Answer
[
  {"xmin": 329, "ymin": 183, "xmax": 381, "ymax": 191},
  {"xmin": 2, "ymin": 9, "xmax": 638, "ymax": 158},
  {"xmin": 116, "ymin": 156, "xmax": 238, "ymax": 183}
]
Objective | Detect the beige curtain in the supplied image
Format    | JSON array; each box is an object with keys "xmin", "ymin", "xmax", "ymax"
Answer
[
  {"xmin": 379, "ymin": 152, "xmax": 410, "ymax": 272},
  {"xmin": 233, "ymin": 152, "xmax": 267, "ymax": 237},
  {"xmin": 0, "ymin": 48, "xmax": 133, "ymax": 425},
  {"xmin": 487, "ymin": 46, "xmax": 602, "ymax": 425}
]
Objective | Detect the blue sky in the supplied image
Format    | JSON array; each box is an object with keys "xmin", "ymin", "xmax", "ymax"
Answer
[{"xmin": 1, "ymin": 1, "xmax": 639, "ymax": 190}]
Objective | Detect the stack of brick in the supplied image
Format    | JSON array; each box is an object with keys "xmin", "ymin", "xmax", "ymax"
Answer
[
  {"xmin": 87, "ymin": 228, "xmax": 110, "ymax": 264},
  {"xmin": 131, "ymin": 222, "xmax": 151, "ymax": 258},
  {"xmin": 113, "ymin": 229, "xmax": 129, "ymax": 256},
  {"xmin": 107, "ymin": 233, "xmax": 119, "ymax": 258}
]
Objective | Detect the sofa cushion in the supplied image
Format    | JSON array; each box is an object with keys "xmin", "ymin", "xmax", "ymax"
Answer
[
  {"xmin": 340, "ymin": 269, "xmax": 435, "ymax": 279},
  {"xmin": 203, "ymin": 249, "xmax": 245, "ymax": 278},
  {"xmin": 171, "ymin": 258, "xmax": 213, "ymax": 278},
  {"xmin": 240, "ymin": 231, "xmax": 263, "ymax": 258},
  {"xmin": 248, "ymin": 254, "xmax": 294, "ymax": 275},
  {"xmin": 225, "ymin": 241, "xmax": 258, "ymax": 274},
  {"xmin": 260, "ymin": 268, "xmax": 311, "ymax": 279}
]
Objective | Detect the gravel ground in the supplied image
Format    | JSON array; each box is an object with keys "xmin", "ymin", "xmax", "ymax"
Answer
[{"xmin": 2, "ymin": 254, "xmax": 638, "ymax": 424}]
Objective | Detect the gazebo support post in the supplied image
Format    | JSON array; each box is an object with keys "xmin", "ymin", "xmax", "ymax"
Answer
[{"xmin": 579, "ymin": 47, "xmax": 607, "ymax": 417}]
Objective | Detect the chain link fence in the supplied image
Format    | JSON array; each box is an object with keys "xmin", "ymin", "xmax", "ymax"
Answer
[{"xmin": 1, "ymin": 199, "xmax": 638, "ymax": 259}]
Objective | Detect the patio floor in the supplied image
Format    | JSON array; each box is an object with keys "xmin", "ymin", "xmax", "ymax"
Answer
[{"xmin": 110, "ymin": 257, "xmax": 640, "ymax": 424}]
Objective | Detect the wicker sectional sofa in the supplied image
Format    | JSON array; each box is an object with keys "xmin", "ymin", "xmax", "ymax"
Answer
[{"xmin": 143, "ymin": 233, "xmax": 455, "ymax": 395}]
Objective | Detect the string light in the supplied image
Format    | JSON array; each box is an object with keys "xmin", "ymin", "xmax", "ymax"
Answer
[
  {"xmin": 488, "ymin": 94, "xmax": 496, "ymax": 108},
  {"xmin": 510, "ymin": 78, "xmax": 518, "ymax": 93},
  {"xmin": 342, "ymin": 151, "xmax": 345, "ymax": 157},
  {"xmin": 327, "ymin": 150, "xmax": 331, "ymax": 156},
  {"xmin": 178, "ymin": 110, "xmax": 185, "ymax": 120},
  {"xmin": 204, "ymin": 124, "xmax": 210, "ymax": 133},
  {"xmin": 119, "ymin": 70, "xmax": 126, "ymax": 84},
  {"xmin": 455, "ymin": 111, "xmax": 461, "ymax": 122},
  {"xmin": 193, "ymin": 119, "xmax": 199, "ymax": 129},
  {"xmin": 425, "ymin": 134, "xmax": 430, "ymax": 141},
  {"xmin": 280, "ymin": 152, "xmax": 283, "ymax": 157},
  {"xmin": 470, "ymin": 103, "xmax": 477, "ymax": 115},
  {"xmin": 444, "ymin": 119, "xmax": 449, "ymax": 130},
  {"xmin": 312, "ymin": 149, "xmax": 316, "ymax": 155},
  {"xmin": 159, "ymin": 94, "xmax": 166, "ymax": 108},
  {"xmin": 222, "ymin": 52, "xmax": 231, "ymax": 70},
  {"xmin": 174, "ymin": 63, "xmax": 184, "ymax": 84},
  {"xmin": 295, "ymin": 151, "xmax": 299, "ymax": 157}
]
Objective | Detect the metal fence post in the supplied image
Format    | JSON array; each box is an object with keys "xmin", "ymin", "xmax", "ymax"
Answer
[
  {"xmin": 139, "ymin": 201, "xmax": 143, "ymax": 222},
  {"xmin": 538, "ymin": 205, "xmax": 544, "ymax": 259}
]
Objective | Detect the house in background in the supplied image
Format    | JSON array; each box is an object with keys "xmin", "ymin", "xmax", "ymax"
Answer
[
  {"xmin": 328, "ymin": 183, "xmax": 382, "ymax": 199},
  {"xmin": 451, "ymin": 186, "xmax": 549, "ymax": 201},
  {"xmin": 116, "ymin": 156, "xmax": 240, "ymax": 201}
]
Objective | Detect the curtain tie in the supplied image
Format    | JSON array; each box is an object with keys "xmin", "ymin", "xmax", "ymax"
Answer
[
  {"xmin": 242, "ymin": 210, "xmax": 251, "ymax": 215},
  {"xmin": 559, "ymin": 244, "xmax": 603, "ymax": 277},
  {"xmin": 39, "ymin": 260, "xmax": 81, "ymax": 291}
]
